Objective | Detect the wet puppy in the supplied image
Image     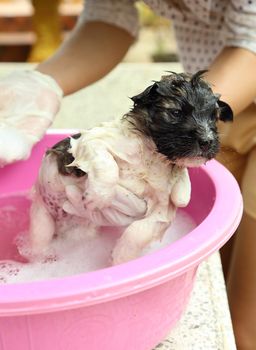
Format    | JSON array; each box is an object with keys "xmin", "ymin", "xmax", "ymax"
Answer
[{"xmin": 27, "ymin": 71, "xmax": 233, "ymax": 265}]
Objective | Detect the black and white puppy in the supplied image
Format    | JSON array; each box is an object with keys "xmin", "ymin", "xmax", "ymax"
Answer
[{"xmin": 27, "ymin": 71, "xmax": 233, "ymax": 265}]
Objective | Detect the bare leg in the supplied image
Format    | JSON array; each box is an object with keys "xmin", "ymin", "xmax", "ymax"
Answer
[
  {"xmin": 220, "ymin": 233, "xmax": 236, "ymax": 280},
  {"xmin": 227, "ymin": 146, "xmax": 256, "ymax": 349},
  {"xmin": 216, "ymin": 146, "xmax": 247, "ymax": 278},
  {"xmin": 227, "ymin": 213, "xmax": 256, "ymax": 350}
]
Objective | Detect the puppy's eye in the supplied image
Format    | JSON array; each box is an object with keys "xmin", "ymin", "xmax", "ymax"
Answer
[{"xmin": 171, "ymin": 109, "xmax": 182, "ymax": 117}]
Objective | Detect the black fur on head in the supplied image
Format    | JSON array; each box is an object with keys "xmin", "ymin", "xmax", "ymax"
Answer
[{"xmin": 124, "ymin": 70, "xmax": 233, "ymax": 166}]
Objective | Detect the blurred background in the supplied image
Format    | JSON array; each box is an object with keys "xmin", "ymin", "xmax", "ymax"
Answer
[{"xmin": 0, "ymin": 0, "xmax": 178, "ymax": 63}]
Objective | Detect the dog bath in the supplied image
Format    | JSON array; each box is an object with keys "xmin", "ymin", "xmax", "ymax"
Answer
[
  {"xmin": 0, "ymin": 196, "xmax": 195, "ymax": 284},
  {"xmin": 0, "ymin": 131, "xmax": 242, "ymax": 350}
]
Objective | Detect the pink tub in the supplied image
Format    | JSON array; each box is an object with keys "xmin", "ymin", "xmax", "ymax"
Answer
[{"xmin": 0, "ymin": 131, "xmax": 242, "ymax": 350}]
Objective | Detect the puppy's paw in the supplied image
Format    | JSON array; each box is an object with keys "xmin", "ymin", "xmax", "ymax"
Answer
[
  {"xmin": 111, "ymin": 240, "xmax": 141, "ymax": 265},
  {"xmin": 84, "ymin": 189, "xmax": 113, "ymax": 211}
]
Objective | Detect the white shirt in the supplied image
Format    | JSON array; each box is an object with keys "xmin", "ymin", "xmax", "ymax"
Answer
[{"xmin": 80, "ymin": 0, "xmax": 256, "ymax": 73}]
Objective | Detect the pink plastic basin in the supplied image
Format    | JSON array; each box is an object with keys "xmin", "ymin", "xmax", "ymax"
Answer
[{"xmin": 0, "ymin": 131, "xmax": 242, "ymax": 350}]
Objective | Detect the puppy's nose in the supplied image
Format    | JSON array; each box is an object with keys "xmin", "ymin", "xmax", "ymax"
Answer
[{"xmin": 198, "ymin": 139, "xmax": 212, "ymax": 151}]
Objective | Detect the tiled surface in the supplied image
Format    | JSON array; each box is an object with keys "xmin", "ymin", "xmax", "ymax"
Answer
[{"xmin": 0, "ymin": 63, "xmax": 237, "ymax": 350}]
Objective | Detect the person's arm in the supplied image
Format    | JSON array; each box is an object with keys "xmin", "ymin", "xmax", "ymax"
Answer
[
  {"xmin": 205, "ymin": 0, "xmax": 256, "ymax": 116},
  {"xmin": 36, "ymin": 21, "xmax": 135, "ymax": 96},
  {"xmin": 0, "ymin": 1, "xmax": 138, "ymax": 164},
  {"xmin": 205, "ymin": 47, "xmax": 256, "ymax": 116}
]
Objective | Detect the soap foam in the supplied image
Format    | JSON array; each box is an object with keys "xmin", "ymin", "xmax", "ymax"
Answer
[{"xmin": 0, "ymin": 198, "xmax": 196, "ymax": 284}]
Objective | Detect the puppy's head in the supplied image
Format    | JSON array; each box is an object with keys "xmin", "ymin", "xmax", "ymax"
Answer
[{"xmin": 125, "ymin": 71, "xmax": 233, "ymax": 167}]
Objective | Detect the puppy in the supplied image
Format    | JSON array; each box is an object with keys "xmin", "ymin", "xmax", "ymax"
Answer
[{"xmin": 27, "ymin": 71, "xmax": 233, "ymax": 265}]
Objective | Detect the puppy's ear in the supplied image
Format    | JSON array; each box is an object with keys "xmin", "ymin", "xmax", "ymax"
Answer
[
  {"xmin": 191, "ymin": 69, "xmax": 208, "ymax": 87},
  {"xmin": 217, "ymin": 100, "xmax": 233, "ymax": 122},
  {"xmin": 131, "ymin": 82, "xmax": 159, "ymax": 106}
]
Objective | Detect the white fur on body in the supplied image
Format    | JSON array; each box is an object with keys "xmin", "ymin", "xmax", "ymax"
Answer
[{"xmin": 29, "ymin": 119, "xmax": 191, "ymax": 265}]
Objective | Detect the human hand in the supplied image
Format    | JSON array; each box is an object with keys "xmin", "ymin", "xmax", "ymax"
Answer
[{"xmin": 0, "ymin": 70, "xmax": 63, "ymax": 166}]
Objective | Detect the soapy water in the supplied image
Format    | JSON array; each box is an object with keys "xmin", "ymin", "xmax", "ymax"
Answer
[{"xmin": 0, "ymin": 193, "xmax": 196, "ymax": 284}]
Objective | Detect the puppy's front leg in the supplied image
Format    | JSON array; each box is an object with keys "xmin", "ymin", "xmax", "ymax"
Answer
[
  {"xmin": 27, "ymin": 195, "xmax": 55, "ymax": 259},
  {"xmin": 111, "ymin": 207, "xmax": 170, "ymax": 265},
  {"xmin": 170, "ymin": 166, "xmax": 191, "ymax": 207}
]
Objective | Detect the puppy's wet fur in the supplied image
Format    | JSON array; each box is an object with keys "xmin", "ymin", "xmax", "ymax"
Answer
[
  {"xmin": 48, "ymin": 71, "xmax": 233, "ymax": 174},
  {"xmin": 125, "ymin": 70, "xmax": 233, "ymax": 163},
  {"xmin": 46, "ymin": 133, "xmax": 85, "ymax": 177}
]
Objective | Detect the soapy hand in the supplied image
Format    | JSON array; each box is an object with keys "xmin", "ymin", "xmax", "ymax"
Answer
[{"xmin": 0, "ymin": 70, "xmax": 63, "ymax": 166}]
